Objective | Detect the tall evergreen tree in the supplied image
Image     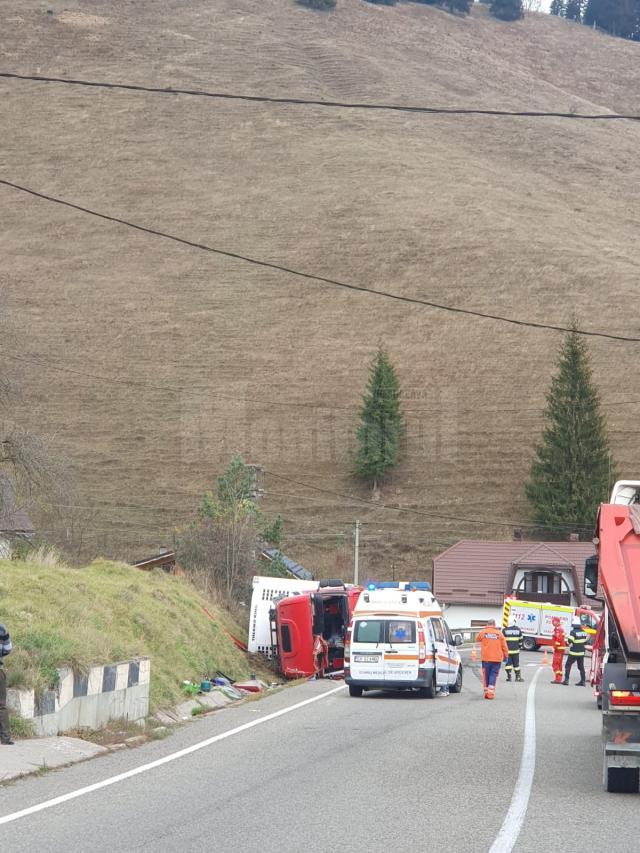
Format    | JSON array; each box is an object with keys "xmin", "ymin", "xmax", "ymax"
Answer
[
  {"xmin": 490, "ymin": 0, "xmax": 524, "ymax": 20},
  {"xmin": 354, "ymin": 345, "xmax": 405, "ymax": 488},
  {"xmin": 564, "ymin": 0, "xmax": 583, "ymax": 20},
  {"xmin": 525, "ymin": 329, "xmax": 614, "ymax": 537},
  {"xmin": 550, "ymin": 0, "xmax": 565, "ymax": 15}
]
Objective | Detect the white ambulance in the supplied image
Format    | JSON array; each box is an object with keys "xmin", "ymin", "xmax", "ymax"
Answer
[{"xmin": 345, "ymin": 582, "xmax": 463, "ymax": 697}]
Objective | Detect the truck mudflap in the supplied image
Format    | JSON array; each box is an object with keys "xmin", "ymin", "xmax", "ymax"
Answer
[{"xmin": 603, "ymin": 712, "xmax": 640, "ymax": 792}]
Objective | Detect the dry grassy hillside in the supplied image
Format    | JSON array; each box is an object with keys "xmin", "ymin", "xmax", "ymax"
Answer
[{"xmin": 2, "ymin": 0, "xmax": 640, "ymax": 578}]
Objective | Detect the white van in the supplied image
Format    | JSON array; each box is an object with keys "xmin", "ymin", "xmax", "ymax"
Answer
[{"xmin": 345, "ymin": 583, "xmax": 463, "ymax": 697}]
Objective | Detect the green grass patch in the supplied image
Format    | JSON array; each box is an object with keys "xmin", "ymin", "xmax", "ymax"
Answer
[
  {"xmin": 9, "ymin": 714, "xmax": 35, "ymax": 739},
  {"xmin": 0, "ymin": 559, "xmax": 258, "ymax": 711}
]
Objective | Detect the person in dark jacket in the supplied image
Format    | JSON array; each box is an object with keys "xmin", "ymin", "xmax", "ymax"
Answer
[
  {"xmin": 0, "ymin": 623, "xmax": 13, "ymax": 744},
  {"xmin": 562, "ymin": 617, "xmax": 588, "ymax": 686},
  {"xmin": 503, "ymin": 619, "xmax": 524, "ymax": 682}
]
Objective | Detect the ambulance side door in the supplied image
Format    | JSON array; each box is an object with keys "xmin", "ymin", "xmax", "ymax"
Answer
[{"xmin": 430, "ymin": 618, "xmax": 449, "ymax": 685}]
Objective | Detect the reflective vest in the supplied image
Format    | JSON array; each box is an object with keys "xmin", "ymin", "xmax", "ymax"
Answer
[
  {"xmin": 476, "ymin": 627, "xmax": 509, "ymax": 663},
  {"xmin": 503, "ymin": 625, "xmax": 523, "ymax": 653},
  {"xmin": 567, "ymin": 627, "xmax": 588, "ymax": 656}
]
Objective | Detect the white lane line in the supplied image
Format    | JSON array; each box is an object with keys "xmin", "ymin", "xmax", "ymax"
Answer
[
  {"xmin": 488, "ymin": 666, "xmax": 542, "ymax": 853},
  {"xmin": 0, "ymin": 684, "xmax": 346, "ymax": 827}
]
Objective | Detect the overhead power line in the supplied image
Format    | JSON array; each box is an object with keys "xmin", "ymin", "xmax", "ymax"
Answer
[
  {"xmin": 262, "ymin": 469, "xmax": 593, "ymax": 532},
  {"xmin": 1, "ymin": 342, "xmax": 638, "ymax": 417},
  {"xmin": 1, "ymin": 179, "xmax": 637, "ymax": 343},
  {"xmin": 2, "ymin": 72, "xmax": 639, "ymax": 122}
]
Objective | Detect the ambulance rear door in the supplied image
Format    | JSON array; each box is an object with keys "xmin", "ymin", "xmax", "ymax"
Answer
[
  {"xmin": 383, "ymin": 618, "xmax": 420, "ymax": 682},
  {"xmin": 350, "ymin": 618, "xmax": 385, "ymax": 683}
]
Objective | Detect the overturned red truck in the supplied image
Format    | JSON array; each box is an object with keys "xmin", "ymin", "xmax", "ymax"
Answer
[{"xmin": 271, "ymin": 580, "xmax": 361, "ymax": 679}]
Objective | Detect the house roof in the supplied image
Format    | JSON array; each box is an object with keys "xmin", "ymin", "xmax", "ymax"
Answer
[
  {"xmin": 0, "ymin": 473, "xmax": 34, "ymax": 534},
  {"xmin": 260, "ymin": 548, "xmax": 313, "ymax": 582},
  {"xmin": 433, "ymin": 539, "xmax": 596, "ymax": 607}
]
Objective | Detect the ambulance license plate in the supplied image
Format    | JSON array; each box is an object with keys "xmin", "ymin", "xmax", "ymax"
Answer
[{"xmin": 354, "ymin": 655, "xmax": 380, "ymax": 663}]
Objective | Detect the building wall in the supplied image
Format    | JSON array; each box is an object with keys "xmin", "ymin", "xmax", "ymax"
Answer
[{"xmin": 441, "ymin": 603, "xmax": 503, "ymax": 629}]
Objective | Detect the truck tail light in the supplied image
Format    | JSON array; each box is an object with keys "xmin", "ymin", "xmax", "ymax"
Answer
[
  {"xmin": 418, "ymin": 627, "xmax": 426, "ymax": 664},
  {"xmin": 345, "ymin": 627, "xmax": 352, "ymax": 661},
  {"xmin": 610, "ymin": 691, "xmax": 640, "ymax": 706}
]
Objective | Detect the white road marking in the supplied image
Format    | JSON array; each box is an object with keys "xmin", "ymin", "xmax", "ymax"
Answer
[
  {"xmin": 0, "ymin": 684, "xmax": 346, "ymax": 827},
  {"xmin": 488, "ymin": 666, "xmax": 542, "ymax": 853}
]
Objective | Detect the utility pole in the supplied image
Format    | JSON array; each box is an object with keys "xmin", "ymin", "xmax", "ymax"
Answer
[{"xmin": 354, "ymin": 520, "xmax": 361, "ymax": 585}]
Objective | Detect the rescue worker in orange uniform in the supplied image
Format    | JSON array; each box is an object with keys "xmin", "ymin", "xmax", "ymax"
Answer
[
  {"xmin": 551, "ymin": 616, "xmax": 566, "ymax": 684},
  {"xmin": 476, "ymin": 619, "xmax": 509, "ymax": 700}
]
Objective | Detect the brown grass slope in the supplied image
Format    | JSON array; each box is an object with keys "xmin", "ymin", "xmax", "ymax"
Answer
[{"xmin": 2, "ymin": 1, "xmax": 640, "ymax": 578}]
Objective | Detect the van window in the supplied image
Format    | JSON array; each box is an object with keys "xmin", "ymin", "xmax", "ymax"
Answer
[
  {"xmin": 388, "ymin": 621, "xmax": 416, "ymax": 644},
  {"xmin": 354, "ymin": 620, "xmax": 383, "ymax": 644},
  {"xmin": 443, "ymin": 621, "xmax": 455, "ymax": 645},
  {"xmin": 431, "ymin": 619, "xmax": 445, "ymax": 643}
]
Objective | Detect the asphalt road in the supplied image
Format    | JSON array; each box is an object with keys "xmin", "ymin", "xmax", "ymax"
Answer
[{"xmin": 0, "ymin": 653, "xmax": 636, "ymax": 853}]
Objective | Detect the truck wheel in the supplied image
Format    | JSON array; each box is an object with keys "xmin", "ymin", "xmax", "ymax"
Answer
[
  {"xmin": 419, "ymin": 674, "xmax": 437, "ymax": 699},
  {"xmin": 348, "ymin": 685, "xmax": 363, "ymax": 697},
  {"xmin": 449, "ymin": 665, "xmax": 463, "ymax": 694},
  {"xmin": 605, "ymin": 766, "xmax": 639, "ymax": 793},
  {"xmin": 522, "ymin": 637, "xmax": 538, "ymax": 652}
]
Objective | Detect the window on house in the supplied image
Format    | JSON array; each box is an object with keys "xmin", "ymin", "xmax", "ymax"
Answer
[{"xmin": 521, "ymin": 572, "xmax": 565, "ymax": 594}]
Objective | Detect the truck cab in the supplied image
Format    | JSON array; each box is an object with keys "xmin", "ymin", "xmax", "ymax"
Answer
[{"xmin": 273, "ymin": 581, "xmax": 360, "ymax": 679}]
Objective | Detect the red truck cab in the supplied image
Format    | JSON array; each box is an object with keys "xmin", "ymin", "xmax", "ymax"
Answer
[{"xmin": 273, "ymin": 581, "xmax": 361, "ymax": 679}]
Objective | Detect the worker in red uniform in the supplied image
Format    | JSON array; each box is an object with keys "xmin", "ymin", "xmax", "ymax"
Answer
[
  {"xmin": 551, "ymin": 616, "xmax": 566, "ymax": 684},
  {"xmin": 476, "ymin": 619, "xmax": 510, "ymax": 700}
]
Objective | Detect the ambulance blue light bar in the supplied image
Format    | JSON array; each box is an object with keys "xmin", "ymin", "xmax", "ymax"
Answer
[{"xmin": 365, "ymin": 581, "xmax": 432, "ymax": 592}]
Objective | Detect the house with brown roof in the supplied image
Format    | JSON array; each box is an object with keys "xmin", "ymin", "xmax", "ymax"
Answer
[
  {"xmin": 432, "ymin": 539, "xmax": 596, "ymax": 629},
  {"xmin": 0, "ymin": 473, "xmax": 35, "ymax": 558}
]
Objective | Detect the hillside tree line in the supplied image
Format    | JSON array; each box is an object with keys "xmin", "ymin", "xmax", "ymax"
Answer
[
  {"xmin": 551, "ymin": 0, "xmax": 640, "ymax": 40},
  {"xmin": 297, "ymin": 0, "xmax": 525, "ymax": 23}
]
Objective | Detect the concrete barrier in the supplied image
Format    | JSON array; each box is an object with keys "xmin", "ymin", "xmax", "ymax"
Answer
[{"xmin": 7, "ymin": 658, "xmax": 150, "ymax": 736}]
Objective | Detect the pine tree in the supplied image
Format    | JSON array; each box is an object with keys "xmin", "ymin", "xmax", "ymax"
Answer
[
  {"xmin": 354, "ymin": 345, "xmax": 405, "ymax": 488},
  {"xmin": 490, "ymin": 0, "xmax": 524, "ymax": 19},
  {"xmin": 564, "ymin": 0, "xmax": 583, "ymax": 20},
  {"xmin": 525, "ymin": 329, "xmax": 614, "ymax": 537},
  {"xmin": 550, "ymin": 0, "xmax": 565, "ymax": 15},
  {"xmin": 262, "ymin": 514, "xmax": 284, "ymax": 547}
]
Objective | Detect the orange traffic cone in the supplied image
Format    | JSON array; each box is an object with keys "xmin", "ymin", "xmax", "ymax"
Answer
[
  {"xmin": 542, "ymin": 649, "xmax": 550, "ymax": 666},
  {"xmin": 471, "ymin": 646, "xmax": 478, "ymax": 662}
]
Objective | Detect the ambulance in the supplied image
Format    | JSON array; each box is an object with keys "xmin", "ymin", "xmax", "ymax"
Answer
[
  {"xmin": 502, "ymin": 597, "xmax": 599, "ymax": 651},
  {"xmin": 345, "ymin": 582, "xmax": 463, "ymax": 697}
]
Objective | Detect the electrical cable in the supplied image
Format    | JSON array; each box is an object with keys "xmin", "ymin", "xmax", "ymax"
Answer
[
  {"xmin": 1, "ymin": 178, "xmax": 637, "ymax": 343},
  {"xmin": 262, "ymin": 469, "xmax": 593, "ymax": 532},
  {"xmin": 2, "ymin": 71, "xmax": 639, "ymax": 122}
]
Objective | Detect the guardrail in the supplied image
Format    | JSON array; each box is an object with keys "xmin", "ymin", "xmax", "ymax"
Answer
[{"xmin": 450, "ymin": 628, "xmax": 484, "ymax": 646}]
